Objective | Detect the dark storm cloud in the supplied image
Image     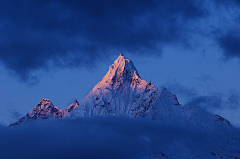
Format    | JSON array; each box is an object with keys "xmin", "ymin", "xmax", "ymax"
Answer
[
  {"xmin": 0, "ymin": 0, "xmax": 205, "ymax": 82},
  {"xmin": 218, "ymin": 32, "xmax": 240, "ymax": 59},
  {"xmin": 212, "ymin": 0, "xmax": 240, "ymax": 59},
  {"xmin": 0, "ymin": 116, "xmax": 217, "ymax": 159}
]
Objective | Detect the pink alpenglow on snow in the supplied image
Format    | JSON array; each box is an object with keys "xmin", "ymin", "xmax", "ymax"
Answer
[
  {"xmin": 9, "ymin": 98, "xmax": 79, "ymax": 127},
  {"xmin": 69, "ymin": 54, "xmax": 187, "ymax": 121}
]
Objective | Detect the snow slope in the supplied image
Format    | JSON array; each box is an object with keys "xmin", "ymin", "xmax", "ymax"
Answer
[
  {"xmin": 68, "ymin": 54, "xmax": 184, "ymax": 121},
  {"xmin": 68, "ymin": 54, "xmax": 237, "ymax": 131},
  {"xmin": 67, "ymin": 54, "xmax": 240, "ymax": 158}
]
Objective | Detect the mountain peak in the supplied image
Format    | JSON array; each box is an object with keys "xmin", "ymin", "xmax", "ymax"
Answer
[
  {"xmin": 93, "ymin": 54, "xmax": 141, "ymax": 92},
  {"xmin": 9, "ymin": 99, "xmax": 79, "ymax": 127},
  {"xmin": 113, "ymin": 54, "xmax": 139, "ymax": 75},
  {"xmin": 114, "ymin": 54, "xmax": 127, "ymax": 64}
]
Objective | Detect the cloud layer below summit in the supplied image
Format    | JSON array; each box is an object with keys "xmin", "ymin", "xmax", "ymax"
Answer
[{"xmin": 0, "ymin": 117, "xmax": 215, "ymax": 159}]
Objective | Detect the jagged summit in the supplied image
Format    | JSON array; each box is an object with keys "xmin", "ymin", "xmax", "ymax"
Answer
[
  {"xmin": 9, "ymin": 98, "xmax": 79, "ymax": 127},
  {"xmin": 113, "ymin": 54, "xmax": 140, "ymax": 77},
  {"xmin": 93, "ymin": 54, "xmax": 142, "ymax": 92},
  {"xmin": 27, "ymin": 98, "xmax": 57, "ymax": 119}
]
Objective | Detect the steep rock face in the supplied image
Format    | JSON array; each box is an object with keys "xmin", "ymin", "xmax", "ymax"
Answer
[
  {"xmin": 67, "ymin": 100, "xmax": 79, "ymax": 113},
  {"xmin": 68, "ymin": 54, "xmax": 184, "ymax": 121},
  {"xmin": 9, "ymin": 99, "xmax": 79, "ymax": 127}
]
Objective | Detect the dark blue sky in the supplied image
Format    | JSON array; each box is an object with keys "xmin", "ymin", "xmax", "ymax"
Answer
[{"xmin": 0, "ymin": 0, "xmax": 240, "ymax": 126}]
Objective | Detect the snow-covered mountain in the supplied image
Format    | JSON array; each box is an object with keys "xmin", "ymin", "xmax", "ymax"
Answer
[
  {"xmin": 9, "ymin": 98, "xmax": 79, "ymax": 127},
  {"xmin": 68, "ymin": 54, "xmax": 184, "ymax": 121},
  {"xmin": 66, "ymin": 54, "xmax": 240, "ymax": 158},
  {"xmin": 68, "ymin": 55, "xmax": 233, "ymax": 130},
  {"xmin": 9, "ymin": 54, "xmax": 240, "ymax": 158}
]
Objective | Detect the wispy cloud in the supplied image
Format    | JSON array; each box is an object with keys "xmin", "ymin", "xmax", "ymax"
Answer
[{"xmin": 164, "ymin": 82, "xmax": 240, "ymax": 126}]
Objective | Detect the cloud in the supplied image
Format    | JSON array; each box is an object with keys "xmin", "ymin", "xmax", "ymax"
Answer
[
  {"xmin": 164, "ymin": 81, "xmax": 240, "ymax": 110},
  {"xmin": 2, "ymin": 0, "xmax": 240, "ymax": 83},
  {"xmin": 195, "ymin": 74, "xmax": 213, "ymax": 82},
  {"xmin": 8, "ymin": 109, "xmax": 23, "ymax": 121},
  {"xmin": 218, "ymin": 32, "xmax": 240, "ymax": 59},
  {"xmin": 210, "ymin": 0, "xmax": 240, "ymax": 60},
  {"xmin": 187, "ymin": 92, "xmax": 240, "ymax": 113},
  {"xmin": 0, "ymin": 0, "xmax": 205, "ymax": 82},
  {"xmin": 226, "ymin": 92, "xmax": 240, "ymax": 109},
  {"xmin": 163, "ymin": 82, "xmax": 240, "ymax": 126},
  {"xmin": 162, "ymin": 82, "xmax": 198, "ymax": 105},
  {"xmin": 187, "ymin": 95, "xmax": 223, "ymax": 109},
  {"xmin": 166, "ymin": 84, "xmax": 223, "ymax": 111},
  {"xmin": 0, "ymin": 116, "xmax": 229, "ymax": 159}
]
